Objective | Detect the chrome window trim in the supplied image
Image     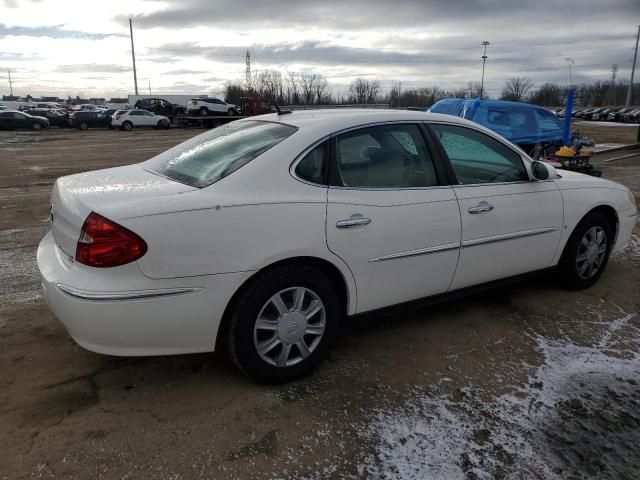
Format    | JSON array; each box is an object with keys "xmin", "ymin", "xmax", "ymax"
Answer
[
  {"xmin": 57, "ymin": 285, "xmax": 201, "ymax": 301},
  {"xmin": 289, "ymin": 135, "xmax": 331, "ymax": 188}
]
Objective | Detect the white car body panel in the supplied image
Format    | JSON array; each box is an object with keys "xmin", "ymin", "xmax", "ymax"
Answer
[
  {"xmin": 111, "ymin": 110, "xmax": 168, "ymax": 128},
  {"xmin": 326, "ymin": 186, "xmax": 460, "ymax": 312},
  {"xmin": 450, "ymin": 180, "xmax": 563, "ymax": 290},
  {"xmin": 37, "ymin": 110, "xmax": 638, "ymax": 357}
]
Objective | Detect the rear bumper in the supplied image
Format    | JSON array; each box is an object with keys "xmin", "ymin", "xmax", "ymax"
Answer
[{"xmin": 37, "ymin": 231, "xmax": 252, "ymax": 356}]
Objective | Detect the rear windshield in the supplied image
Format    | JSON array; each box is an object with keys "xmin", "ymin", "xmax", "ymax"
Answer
[{"xmin": 146, "ymin": 120, "xmax": 296, "ymax": 188}]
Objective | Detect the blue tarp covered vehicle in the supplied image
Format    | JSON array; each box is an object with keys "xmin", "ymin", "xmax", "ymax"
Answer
[{"xmin": 428, "ymin": 98, "xmax": 564, "ymax": 147}]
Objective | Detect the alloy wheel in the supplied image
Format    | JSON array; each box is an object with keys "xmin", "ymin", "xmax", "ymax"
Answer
[
  {"xmin": 253, "ymin": 287, "xmax": 326, "ymax": 368},
  {"xmin": 576, "ymin": 226, "xmax": 607, "ymax": 279}
]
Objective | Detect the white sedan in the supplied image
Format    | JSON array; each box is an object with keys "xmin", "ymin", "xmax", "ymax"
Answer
[
  {"xmin": 111, "ymin": 109, "xmax": 171, "ymax": 130},
  {"xmin": 37, "ymin": 110, "xmax": 638, "ymax": 382}
]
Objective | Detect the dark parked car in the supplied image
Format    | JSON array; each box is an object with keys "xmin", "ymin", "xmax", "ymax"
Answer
[
  {"xmin": 621, "ymin": 108, "xmax": 640, "ymax": 123},
  {"xmin": 608, "ymin": 107, "xmax": 635, "ymax": 122},
  {"xmin": 133, "ymin": 98, "xmax": 184, "ymax": 121},
  {"xmin": 0, "ymin": 110, "xmax": 49, "ymax": 130},
  {"xmin": 28, "ymin": 109, "xmax": 70, "ymax": 128},
  {"xmin": 69, "ymin": 111, "xmax": 113, "ymax": 129},
  {"xmin": 591, "ymin": 108, "xmax": 613, "ymax": 121}
]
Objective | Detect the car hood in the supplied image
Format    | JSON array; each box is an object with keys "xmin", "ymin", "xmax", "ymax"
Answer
[
  {"xmin": 553, "ymin": 169, "xmax": 628, "ymax": 192},
  {"xmin": 30, "ymin": 115, "xmax": 49, "ymax": 122}
]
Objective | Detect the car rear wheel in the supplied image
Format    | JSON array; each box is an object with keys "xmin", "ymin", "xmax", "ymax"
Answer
[
  {"xmin": 32, "ymin": 122, "xmax": 42, "ymax": 130},
  {"xmin": 558, "ymin": 211, "xmax": 613, "ymax": 290},
  {"xmin": 157, "ymin": 119, "xmax": 170, "ymax": 129},
  {"xmin": 199, "ymin": 107, "xmax": 209, "ymax": 117},
  {"xmin": 225, "ymin": 265, "xmax": 340, "ymax": 383},
  {"xmin": 79, "ymin": 122, "xmax": 88, "ymax": 130},
  {"xmin": 121, "ymin": 121, "xmax": 133, "ymax": 131},
  {"xmin": 228, "ymin": 109, "xmax": 237, "ymax": 116}
]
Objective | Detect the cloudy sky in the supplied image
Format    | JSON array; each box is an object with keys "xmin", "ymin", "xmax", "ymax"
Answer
[{"xmin": 1, "ymin": 0, "xmax": 638, "ymax": 99}]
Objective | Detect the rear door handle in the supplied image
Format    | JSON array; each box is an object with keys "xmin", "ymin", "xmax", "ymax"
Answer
[
  {"xmin": 468, "ymin": 202, "xmax": 494, "ymax": 214},
  {"xmin": 336, "ymin": 215, "xmax": 371, "ymax": 228}
]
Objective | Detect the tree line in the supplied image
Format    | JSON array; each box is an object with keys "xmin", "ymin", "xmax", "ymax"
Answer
[{"xmin": 224, "ymin": 70, "xmax": 640, "ymax": 108}]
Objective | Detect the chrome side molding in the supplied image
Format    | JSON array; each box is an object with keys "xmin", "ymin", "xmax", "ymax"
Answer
[{"xmin": 57, "ymin": 285, "xmax": 201, "ymax": 301}]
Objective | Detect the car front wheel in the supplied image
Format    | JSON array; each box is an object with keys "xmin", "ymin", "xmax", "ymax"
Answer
[
  {"xmin": 199, "ymin": 107, "xmax": 209, "ymax": 117},
  {"xmin": 32, "ymin": 122, "xmax": 42, "ymax": 130},
  {"xmin": 121, "ymin": 121, "xmax": 133, "ymax": 131},
  {"xmin": 558, "ymin": 211, "xmax": 613, "ymax": 289},
  {"xmin": 79, "ymin": 122, "xmax": 88, "ymax": 130},
  {"xmin": 225, "ymin": 265, "xmax": 340, "ymax": 383}
]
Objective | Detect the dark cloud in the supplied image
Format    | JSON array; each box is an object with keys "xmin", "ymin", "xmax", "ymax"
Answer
[
  {"xmin": 124, "ymin": 0, "xmax": 639, "ymax": 31},
  {"xmin": 55, "ymin": 64, "xmax": 131, "ymax": 73},
  {"xmin": 0, "ymin": 23, "xmax": 126, "ymax": 39}
]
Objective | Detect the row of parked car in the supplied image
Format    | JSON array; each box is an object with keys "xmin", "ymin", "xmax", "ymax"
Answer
[
  {"xmin": 552, "ymin": 106, "xmax": 640, "ymax": 123},
  {"xmin": 0, "ymin": 106, "xmax": 172, "ymax": 131}
]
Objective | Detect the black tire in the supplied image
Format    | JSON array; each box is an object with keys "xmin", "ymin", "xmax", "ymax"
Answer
[
  {"xmin": 558, "ymin": 211, "xmax": 613, "ymax": 290},
  {"xmin": 157, "ymin": 119, "xmax": 170, "ymax": 129},
  {"xmin": 227, "ymin": 109, "xmax": 237, "ymax": 116},
  {"xmin": 199, "ymin": 106, "xmax": 209, "ymax": 117},
  {"xmin": 121, "ymin": 121, "xmax": 133, "ymax": 131},
  {"xmin": 225, "ymin": 265, "xmax": 341, "ymax": 383},
  {"xmin": 32, "ymin": 122, "xmax": 43, "ymax": 130},
  {"xmin": 79, "ymin": 121, "xmax": 88, "ymax": 130}
]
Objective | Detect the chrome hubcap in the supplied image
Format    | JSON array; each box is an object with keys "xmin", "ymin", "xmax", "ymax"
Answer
[
  {"xmin": 576, "ymin": 226, "xmax": 607, "ymax": 279},
  {"xmin": 253, "ymin": 287, "xmax": 326, "ymax": 368}
]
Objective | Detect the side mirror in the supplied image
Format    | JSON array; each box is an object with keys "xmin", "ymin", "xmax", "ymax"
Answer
[{"xmin": 531, "ymin": 160, "xmax": 558, "ymax": 181}]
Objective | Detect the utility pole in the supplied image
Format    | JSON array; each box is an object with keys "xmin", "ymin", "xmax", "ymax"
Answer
[
  {"xmin": 245, "ymin": 50, "xmax": 251, "ymax": 84},
  {"xmin": 609, "ymin": 64, "xmax": 618, "ymax": 105},
  {"xmin": 129, "ymin": 18, "xmax": 139, "ymax": 95},
  {"xmin": 566, "ymin": 57, "xmax": 575, "ymax": 87},
  {"xmin": 625, "ymin": 25, "xmax": 639, "ymax": 107},
  {"xmin": 480, "ymin": 41, "xmax": 490, "ymax": 99},
  {"xmin": 8, "ymin": 69, "xmax": 13, "ymax": 96},
  {"xmin": 148, "ymin": 80, "xmax": 151, "ymax": 95}
]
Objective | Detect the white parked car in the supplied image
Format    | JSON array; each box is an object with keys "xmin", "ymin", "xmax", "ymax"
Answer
[
  {"xmin": 37, "ymin": 110, "xmax": 638, "ymax": 382},
  {"xmin": 111, "ymin": 109, "xmax": 171, "ymax": 130},
  {"xmin": 186, "ymin": 97, "xmax": 238, "ymax": 116}
]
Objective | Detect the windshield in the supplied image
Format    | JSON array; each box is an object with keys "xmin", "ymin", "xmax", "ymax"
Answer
[{"xmin": 146, "ymin": 120, "xmax": 296, "ymax": 188}]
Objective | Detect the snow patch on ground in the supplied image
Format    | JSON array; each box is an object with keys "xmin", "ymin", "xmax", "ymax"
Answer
[{"xmin": 358, "ymin": 309, "xmax": 640, "ymax": 479}]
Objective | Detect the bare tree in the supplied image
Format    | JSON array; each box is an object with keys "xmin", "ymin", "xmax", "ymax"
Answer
[
  {"xmin": 314, "ymin": 75, "xmax": 328, "ymax": 104},
  {"xmin": 299, "ymin": 73, "xmax": 318, "ymax": 104},
  {"xmin": 500, "ymin": 77, "xmax": 534, "ymax": 102},
  {"xmin": 467, "ymin": 81, "xmax": 483, "ymax": 98},
  {"xmin": 285, "ymin": 71, "xmax": 300, "ymax": 104},
  {"xmin": 348, "ymin": 78, "xmax": 380, "ymax": 104}
]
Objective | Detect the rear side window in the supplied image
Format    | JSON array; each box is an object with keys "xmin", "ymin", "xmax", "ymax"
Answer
[
  {"xmin": 147, "ymin": 120, "xmax": 297, "ymax": 188},
  {"xmin": 295, "ymin": 143, "xmax": 326, "ymax": 185},
  {"xmin": 335, "ymin": 124, "xmax": 438, "ymax": 188}
]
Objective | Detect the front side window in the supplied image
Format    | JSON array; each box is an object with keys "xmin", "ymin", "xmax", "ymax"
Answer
[
  {"xmin": 147, "ymin": 120, "xmax": 297, "ymax": 188},
  {"xmin": 430, "ymin": 124, "xmax": 528, "ymax": 185},
  {"xmin": 335, "ymin": 124, "xmax": 438, "ymax": 188}
]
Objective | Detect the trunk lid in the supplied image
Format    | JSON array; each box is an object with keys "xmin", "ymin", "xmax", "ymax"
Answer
[{"xmin": 50, "ymin": 164, "xmax": 196, "ymax": 262}]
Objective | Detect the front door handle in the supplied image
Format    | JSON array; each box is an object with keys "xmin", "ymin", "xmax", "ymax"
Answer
[
  {"xmin": 468, "ymin": 202, "xmax": 495, "ymax": 214},
  {"xmin": 336, "ymin": 215, "xmax": 371, "ymax": 228}
]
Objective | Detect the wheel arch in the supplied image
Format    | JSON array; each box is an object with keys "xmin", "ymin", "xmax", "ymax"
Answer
[
  {"xmin": 557, "ymin": 201, "xmax": 620, "ymax": 263},
  {"xmin": 215, "ymin": 255, "xmax": 355, "ymax": 351}
]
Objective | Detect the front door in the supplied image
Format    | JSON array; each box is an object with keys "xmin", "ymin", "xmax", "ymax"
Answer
[
  {"xmin": 325, "ymin": 123, "xmax": 461, "ymax": 314},
  {"xmin": 429, "ymin": 123, "xmax": 563, "ymax": 290}
]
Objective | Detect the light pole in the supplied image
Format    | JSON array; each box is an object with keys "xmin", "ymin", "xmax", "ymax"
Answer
[
  {"xmin": 129, "ymin": 18, "xmax": 139, "ymax": 95},
  {"xmin": 480, "ymin": 41, "xmax": 490, "ymax": 99},
  {"xmin": 565, "ymin": 57, "xmax": 575, "ymax": 87}
]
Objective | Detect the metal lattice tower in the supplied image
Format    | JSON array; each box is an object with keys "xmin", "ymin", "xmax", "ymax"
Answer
[{"xmin": 246, "ymin": 50, "xmax": 251, "ymax": 83}]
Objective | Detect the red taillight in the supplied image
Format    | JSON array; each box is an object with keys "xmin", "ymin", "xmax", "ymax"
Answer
[
  {"xmin": 75, "ymin": 212, "xmax": 147, "ymax": 268},
  {"xmin": 115, "ymin": 115, "xmax": 121, "ymax": 120}
]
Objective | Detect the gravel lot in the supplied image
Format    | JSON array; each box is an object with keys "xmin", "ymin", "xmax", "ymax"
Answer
[{"xmin": 1, "ymin": 126, "xmax": 639, "ymax": 479}]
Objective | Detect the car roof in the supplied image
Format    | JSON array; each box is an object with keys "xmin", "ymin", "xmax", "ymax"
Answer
[{"xmin": 251, "ymin": 108, "xmax": 486, "ymax": 131}]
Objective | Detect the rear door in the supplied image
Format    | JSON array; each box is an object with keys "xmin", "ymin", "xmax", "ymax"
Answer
[
  {"xmin": 325, "ymin": 123, "xmax": 461, "ymax": 314},
  {"xmin": 428, "ymin": 123, "xmax": 563, "ymax": 290}
]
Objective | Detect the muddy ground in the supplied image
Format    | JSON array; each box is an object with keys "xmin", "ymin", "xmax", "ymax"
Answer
[{"xmin": 1, "ymin": 125, "xmax": 639, "ymax": 480}]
